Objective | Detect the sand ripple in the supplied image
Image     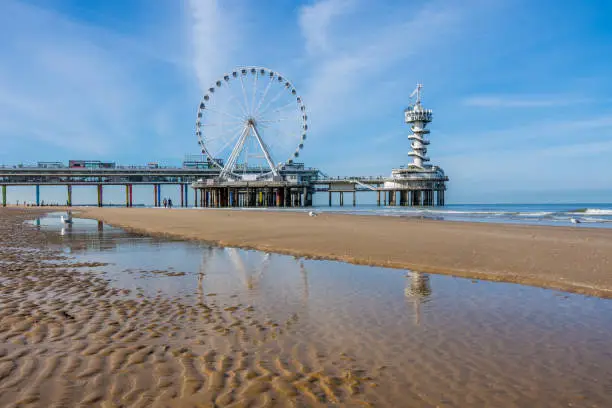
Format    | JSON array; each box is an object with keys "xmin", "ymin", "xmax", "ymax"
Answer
[{"xmin": 0, "ymin": 210, "xmax": 374, "ymax": 407}]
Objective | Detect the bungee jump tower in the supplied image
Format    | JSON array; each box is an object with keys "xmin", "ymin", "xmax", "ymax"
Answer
[{"xmin": 383, "ymin": 84, "xmax": 448, "ymax": 206}]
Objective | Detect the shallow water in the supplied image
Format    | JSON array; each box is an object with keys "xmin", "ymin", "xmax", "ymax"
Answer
[{"xmin": 32, "ymin": 212, "xmax": 612, "ymax": 407}]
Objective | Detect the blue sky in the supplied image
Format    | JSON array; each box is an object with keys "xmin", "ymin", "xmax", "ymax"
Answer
[{"xmin": 1, "ymin": 0, "xmax": 612, "ymax": 203}]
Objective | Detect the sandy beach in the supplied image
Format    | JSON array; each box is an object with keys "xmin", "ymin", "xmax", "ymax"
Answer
[
  {"xmin": 76, "ymin": 207, "xmax": 612, "ymax": 298},
  {"xmin": 2, "ymin": 207, "xmax": 612, "ymax": 407},
  {"xmin": 0, "ymin": 208, "xmax": 376, "ymax": 407}
]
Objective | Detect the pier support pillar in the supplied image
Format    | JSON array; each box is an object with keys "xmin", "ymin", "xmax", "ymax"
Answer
[
  {"xmin": 184, "ymin": 185, "xmax": 189, "ymax": 207},
  {"xmin": 329, "ymin": 191, "xmax": 332, "ymax": 207},
  {"xmin": 125, "ymin": 185, "xmax": 129, "ymax": 207},
  {"xmin": 157, "ymin": 184, "xmax": 161, "ymax": 207},
  {"xmin": 353, "ymin": 191, "xmax": 356, "ymax": 207},
  {"xmin": 340, "ymin": 191, "xmax": 344, "ymax": 207},
  {"xmin": 180, "ymin": 184, "xmax": 184, "ymax": 207},
  {"xmin": 303, "ymin": 187, "xmax": 308, "ymax": 207},
  {"xmin": 377, "ymin": 191, "xmax": 381, "ymax": 207},
  {"xmin": 36, "ymin": 185, "xmax": 40, "ymax": 206},
  {"xmin": 2, "ymin": 185, "xmax": 6, "ymax": 207},
  {"xmin": 383, "ymin": 191, "xmax": 386, "ymax": 206},
  {"xmin": 66, "ymin": 185, "xmax": 72, "ymax": 207},
  {"xmin": 97, "ymin": 184, "xmax": 103, "ymax": 207},
  {"xmin": 154, "ymin": 185, "xmax": 158, "ymax": 207},
  {"xmin": 129, "ymin": 184, "xmax": 133, "ymax": 207}
]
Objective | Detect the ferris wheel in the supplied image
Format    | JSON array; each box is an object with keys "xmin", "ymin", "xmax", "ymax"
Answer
[{"xmin": 195, "ymin": 66, "xmax": 308, "ymax": 180}]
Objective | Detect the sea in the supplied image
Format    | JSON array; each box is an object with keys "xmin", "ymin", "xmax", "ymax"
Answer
[{"xmin": 305, "ymin": 203, "xmax": 612, "ymax": 228}]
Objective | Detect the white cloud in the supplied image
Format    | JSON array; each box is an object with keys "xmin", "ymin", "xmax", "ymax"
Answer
[
  {"xmin": 188, "ymin": 0, "xmax": 237, "ymax": 93},
  {"xmin": 298, "ymin": 0, "xmax": 357, "ymax": 55}
]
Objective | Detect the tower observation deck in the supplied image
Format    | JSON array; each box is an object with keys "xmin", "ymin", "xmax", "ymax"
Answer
[{"xmin": 383, "ymin": 83, "xmax": 449, "ymax": 206}]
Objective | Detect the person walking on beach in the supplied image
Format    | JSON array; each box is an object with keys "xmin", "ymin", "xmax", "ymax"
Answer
[
  {"xmin": 163, "ymin": 198, "xmax": 167, "ymax": 208},
  {"xmin": 168, "ymin": 198, "xmax": 173, "ymax": 208}
]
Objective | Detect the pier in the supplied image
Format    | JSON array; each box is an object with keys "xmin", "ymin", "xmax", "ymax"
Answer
[{"xmin": 0, "ymin": 81, "xmax": 448, "ymax": 208}]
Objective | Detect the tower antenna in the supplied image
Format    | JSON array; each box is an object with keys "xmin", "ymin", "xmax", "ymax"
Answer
[{"xmin": 410, "ymin": 83, "xmax": 423, "ymax": 105}]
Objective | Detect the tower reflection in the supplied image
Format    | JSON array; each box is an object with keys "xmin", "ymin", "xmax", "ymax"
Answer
[{"xmin": 404, "ymin": 271, "xmax": 432, "ymax": 325}]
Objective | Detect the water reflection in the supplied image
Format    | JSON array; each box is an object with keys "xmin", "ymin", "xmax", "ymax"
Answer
[{"xmin": 405, "ymin": 271, "xmax": 432, "ymax": 325}]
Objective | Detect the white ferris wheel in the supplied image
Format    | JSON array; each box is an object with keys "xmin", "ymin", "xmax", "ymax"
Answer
[{"xmin": 195, "ymin": 66, "xmax": 308, "ymax": 180}]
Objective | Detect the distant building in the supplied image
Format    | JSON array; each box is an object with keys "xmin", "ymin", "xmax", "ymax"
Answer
[
  {"xmin": 182, "ymin": 154, "xmax": 223, "ymax": 169},
  {"xmin": 69, "ymin": 160, "xmax": 115, "ymax": 169},
  {"xmin": 37, "ymin": 162, "xmax": 65, "ymax": 168}
]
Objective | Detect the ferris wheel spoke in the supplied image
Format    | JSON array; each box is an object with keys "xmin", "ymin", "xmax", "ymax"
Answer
[
  {"xmin": 257, "ymin": 116, "xmax": 293, "ymax": 124},
  {"xmin": 225, "ymin": 82, "xmax": 249, "ymax": 117},
  {"xmin": 203, "ymin": 124, "xmax": 245, "ymax": 144},
  {"xmin": 239, "ymin": 74, "xmax": 251, "ymax": 116},
  {"xmin": 199, "ymin": 120, "xmax": 243, "ymax": 127},
  {"xmin": 205, "ymin": 107, "xmax": 244, "ymax": 121},
  {"xmin": 250, "ymin": 72, "xmax": 258, "ymax": 115},
  {"xmin": 256, "ymin": 87, "xmax": 289, "ymax": 119},
  {"xmin": 254, "ymin": 76, "xmax": 274, "ymax": 116},
  {"xmin": 267, "ymin": 99, "xmax": 297, "ymax": 115}
]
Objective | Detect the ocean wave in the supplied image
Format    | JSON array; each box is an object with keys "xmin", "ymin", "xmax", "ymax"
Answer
[{"xmin": 582, "ymin": 209, "xmax": 612, "ymax": 215}]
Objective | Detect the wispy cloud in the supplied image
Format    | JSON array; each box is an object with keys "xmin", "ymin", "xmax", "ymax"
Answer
[
  {"xmin": 298, "ymin": 0, "xmax": 357, "ymax": 55},
  {"xmin": 463, "ymin": 95, "xmax": 593, "ymax": 108},
  {"xmin": 187, "ymin": 0, "xmax": 238, "ymax": 93},
  {"xmin": 0, "ymin": 0, "xmax": 186, "ymax": 159},
  {"xmin": 297, "ymin": 0, "xmax": 466, "ymax": 145}
]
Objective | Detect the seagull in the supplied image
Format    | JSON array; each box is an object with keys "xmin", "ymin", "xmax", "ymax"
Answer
[
  {"xmin": 570, "ymin": 217, "xmax": 581, "ymax": 224},
  {"xmin": 60, "ymin": 213, "xmax": 73, "ymax": 224},
  {"xmin": 308, "ymin": 211, "xmax": 318, "ymax": 217}
]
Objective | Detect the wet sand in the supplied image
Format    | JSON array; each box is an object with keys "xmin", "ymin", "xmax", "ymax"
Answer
[
  {"xmin": 0, "ymin": 208, "xmax": 375, "ymax": 407},
  {"xmin": 77, "ymin": 207, "xmax": 612, "ymax": 298}
]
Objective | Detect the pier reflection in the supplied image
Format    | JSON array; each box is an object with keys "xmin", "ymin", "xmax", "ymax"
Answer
[{"xmin": 404, "ymin": 271, "xmax": 432, "ymax": 325}]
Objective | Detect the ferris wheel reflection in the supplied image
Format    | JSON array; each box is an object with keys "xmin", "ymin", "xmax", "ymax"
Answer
[{"xmin": 195, "ymin": 246, "xmax": 310, "ymax": 305}]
